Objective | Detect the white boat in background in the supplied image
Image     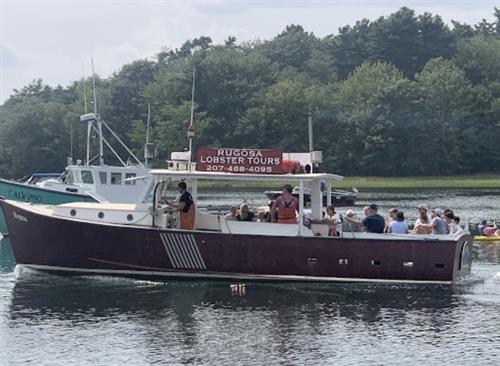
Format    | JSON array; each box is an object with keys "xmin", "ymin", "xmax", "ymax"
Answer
[{"xmin": 0, "ymin": 110, "xmax": 155, "ymax": 234}]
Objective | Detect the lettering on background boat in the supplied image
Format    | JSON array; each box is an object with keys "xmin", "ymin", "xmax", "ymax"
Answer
[
  {"xmin": 12, "ymin": 211, "xmax": 28, "ymax": 223},
  {"xmin": 7, "ymin": 189, "xmax": 43, "ymax": 202},
  {"xmin": 159, "ymin": 233, "xmax": 207, "ymax": 270}
]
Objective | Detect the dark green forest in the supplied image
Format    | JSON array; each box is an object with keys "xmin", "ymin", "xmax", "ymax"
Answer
[{"xmin": 1, "ymin": 7, "xmax": 499, "ymax": 178}]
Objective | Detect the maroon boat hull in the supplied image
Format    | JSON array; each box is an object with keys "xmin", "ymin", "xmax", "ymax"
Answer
[{"xmin": 0, "ymin": 199, "xmax": 473, "ymax": 284}]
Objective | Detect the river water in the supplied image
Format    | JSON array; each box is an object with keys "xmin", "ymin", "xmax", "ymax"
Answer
[{"xmin": 0, "ymin": 188, "xmax": 499, "ymax": 365}]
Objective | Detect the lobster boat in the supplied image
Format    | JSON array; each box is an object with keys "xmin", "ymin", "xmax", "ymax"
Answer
[
  {"xmin": 1, "ymin": 148, "xmax": 473, "ymax": 284},
  {"xmin": 0, "ymin": 112, "xmax": 153, "ymax": 235}
]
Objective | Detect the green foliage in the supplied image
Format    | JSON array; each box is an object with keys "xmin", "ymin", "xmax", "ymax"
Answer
[{"xmin": 1, "ymin": 7, "xmax": 500, "ymax": 178}]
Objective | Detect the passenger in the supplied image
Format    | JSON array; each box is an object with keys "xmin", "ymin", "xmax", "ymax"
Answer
[
  {"xmin": 323, "ymin": 205, "xmax": 342, "ymax": 236},
  {"xmin": 225, "ymin": 206, "xmax": 238, "ymax": 221},
  {"xmin": 237, "ymin": 203, "xmax": 255, "ymax": 222},
  {"xmin": 303, "ymin": 200, "xmax": 313, "ymax": 229},
  {"xmin": 413, "ymin": 204, "xmax": 432, "ymax": 234},
  {"xmin": 444, "ymin": 211, "xmax": 459, "ymax": 234},
  {"xmin": 478, "ymin": 220, "xmax": 488, "ymax": 235},
  {"xmin": 271, "ymin": 184, "xmax": 299, "ymax": 224},
  {"xmin": 256, "ymin": 211, "xmax": 266, "ymax": 222},
  {"xmin": 175, "ymin": 182, "xmax": 195, "ymax": 230},
  {"xmin": 483, "ymin": 223, "xmax": 498, "ymax": 236},
  {"xmin": 342, "ymin": 209, "xmax": 360, "ymax": 232},
  {"xmin": 343, "ymin": 206, "xmax": 370, "ymax": 231},
  {"xmin": 452, "ymin": 216, "xmax": 462, "ymax": 233},
  {"xmin": 444, "ymin": 208, "xmax": 454, "ymax": 217},
  {"xmin": 419, "ymin": 208, "xmax": 448, "ymax": 234},
  {"xmin": 384, "ymin": 208, "xmax": 398, "ymax": 233},
  {"xmin": 388, "ymin": 211, "xmax": 409, "ymax": 234},
  {"xmin": 361, "ymin": 203, "xmax": 385, "ymax": 233},
  {"xmin": 262, "ymin": 201, "xmax": 275, "ymax": 222}
]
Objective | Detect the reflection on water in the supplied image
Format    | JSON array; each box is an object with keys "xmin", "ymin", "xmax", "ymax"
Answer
[
  {"xmin": 1, "ymin": 237, "xmax": 500, "ymax": 365},
  {"xmin": 0, "ymin": 237, "xmax": 15, "ymax": 273},
  {"xmin": 1, "ymin": 272, "xmax": 489, "ymax": 365}
]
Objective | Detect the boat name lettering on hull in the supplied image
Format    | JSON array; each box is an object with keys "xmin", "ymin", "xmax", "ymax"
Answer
[{"xmin": 7, "ymin": 189, "xmax": 43, "ymax": 203}]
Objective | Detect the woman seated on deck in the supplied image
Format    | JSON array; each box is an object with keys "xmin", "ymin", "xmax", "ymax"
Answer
[
  {"xmin": 322, "ymin": 205, "xmax": 342, "ymax": 236},
  {"xmin": 387, "ymin": 211, "xmax": 408, "ymax": 234},
  {"xmin": 412, "ymin": 204, "xmax": 432, "ymax": 234},
  {"xmin": 237, "ymin": 203, "xmax": 255, "ymax": 222}
]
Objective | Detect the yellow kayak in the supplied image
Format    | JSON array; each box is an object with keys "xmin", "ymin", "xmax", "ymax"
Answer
[{"xmin": 474, "ymin": 236, "xmax": 500, "ymax": 241}]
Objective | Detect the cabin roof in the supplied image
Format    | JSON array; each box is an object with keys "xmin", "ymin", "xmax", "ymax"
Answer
[
  {"xmin": 149, "ymin": 169, "xmax": 343, "ymax": 182},
  {"xmin": 31, "ymin": 173, "xmax": 61, "ymax": 177}
]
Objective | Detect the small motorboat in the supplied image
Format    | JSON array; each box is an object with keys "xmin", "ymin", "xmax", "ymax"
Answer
[{"xmin": 473, "ymin": 236, "xmax": 500, "ymax": 242}]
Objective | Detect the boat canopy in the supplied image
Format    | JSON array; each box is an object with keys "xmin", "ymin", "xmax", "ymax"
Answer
[
  {"xmin": 149, "ymin": 169, "xmax": 343, "ymax": 182},
  {"xmin": 149, "ymin": 169, "xmax": 343, "ymax": 222},
  {"xmin": 30, "ymin": 173, "xmax": 61, "ymax": 178}
]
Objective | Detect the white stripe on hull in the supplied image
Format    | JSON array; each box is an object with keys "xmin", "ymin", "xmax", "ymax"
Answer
[
  {"xmin": 160, "ymin": 233, "xmax": 206, "ymax": 270},
  {"xmin": 19, "ymin": 264, "xmax": 452, "ymax": 285}
]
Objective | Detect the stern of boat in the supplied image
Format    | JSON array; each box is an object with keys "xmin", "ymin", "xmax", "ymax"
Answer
[{"xmin": 452, "ymin": 232, "xmax": 474, "ymax": 281}]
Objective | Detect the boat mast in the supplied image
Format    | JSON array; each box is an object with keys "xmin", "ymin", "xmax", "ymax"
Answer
[
  {"xmin": 308, "ymin": 112, "xmax": 314, "ymax": 173},
  {"xmin": 145, "ymin": 103, "xmax": 151, "ymax": 168},
  {"xmin": 91, "ymin": 58, "xmax": 104, "ymax": 165},
  {"xmin": 188, "ymin": 67, "xmax": 196, "ymax": 163},
  {"xmin": 83, "ymin": 62, "xmax": 91, "ymax": 166}
]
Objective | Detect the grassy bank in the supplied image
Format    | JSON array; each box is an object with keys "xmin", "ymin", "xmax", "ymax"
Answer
[{"xmin": 199, "ymin": 175, "xmax": 500, "ymax": 190}]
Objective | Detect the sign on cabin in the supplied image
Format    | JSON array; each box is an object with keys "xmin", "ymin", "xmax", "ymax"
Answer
[{"xmin": 196, "ymin": 148, "xmax": 283, "ymax": 174}]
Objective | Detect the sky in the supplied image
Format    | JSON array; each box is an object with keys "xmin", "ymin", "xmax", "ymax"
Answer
[{"xmin": 0, "ymin": 0, "xmax": 498, "ymax": 103}]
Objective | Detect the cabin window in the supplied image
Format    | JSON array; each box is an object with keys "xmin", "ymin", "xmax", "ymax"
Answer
[
  {"xmin": 81, "ymin": 170, "xmax": 94, "ymax": 184},
  {"xmin": 99, "ymin": 172, "xmax": 107, "ymax": 184},
  {"xmin": 111, "ymin": 173, "xmax": 122, "ymax": 185},
  {"xmin": 125, "ymin": 173, "xmax": 136, "ymax": 185}
]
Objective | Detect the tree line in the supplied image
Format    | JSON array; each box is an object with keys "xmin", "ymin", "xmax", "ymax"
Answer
[{"xmin": 1, "ymin": 7, "xmax": 499, "ymax": 178}]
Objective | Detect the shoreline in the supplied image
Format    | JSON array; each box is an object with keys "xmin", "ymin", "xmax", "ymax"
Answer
[{"xmin": 198, "ymin": 175, "xmax": 500, "ymax": 190}]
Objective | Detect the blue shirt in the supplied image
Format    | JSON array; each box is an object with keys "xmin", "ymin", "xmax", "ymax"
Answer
[
  {"xmin": 362, "ymin": 214, "xmax": 385, "ymax": 233},
  {"xmin": 389, "ymin": 221, "xmax": 408, "ymax": 234}
]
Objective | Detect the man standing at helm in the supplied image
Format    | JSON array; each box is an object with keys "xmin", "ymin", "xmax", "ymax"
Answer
[{"xmin": 173, "ymin": 182, "xmax": 195, "ymax": 230}]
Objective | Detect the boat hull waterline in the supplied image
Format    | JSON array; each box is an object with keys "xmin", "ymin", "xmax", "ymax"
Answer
[{"xmin": 1, "ymin": 199, "xmax": 473, "ymax": 284}]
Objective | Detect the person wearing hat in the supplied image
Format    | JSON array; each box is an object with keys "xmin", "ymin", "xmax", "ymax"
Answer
[
  {"xmin": 344, "ymin": 203, "xmax": 385, "ymax": 233},
  {"xmin": 342, "ymin": 209, "xmax": 360, "ymax": 233},
  {"xmin": 419, "ymin": 208, "xmax": 448, "ymax": 235},
  {"xmin": 413, "ymin": 204, "xmax": 432, "ymax": 234},
  {"xmin": 362, "ymin": 203, "xmax": 385, "ymax": 233}
]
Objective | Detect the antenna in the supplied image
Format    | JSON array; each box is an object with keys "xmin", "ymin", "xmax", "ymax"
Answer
[
  {"xmin": 308, "ymin": 112, "xmax": 313, "ymax": 173},
  {"xmin": 188, "ymin": 67, "xmax": 196, "ymax": 163},
  {"xmin": 91, "ymin": 58, "xmax": 104, "ymax": 165},
  {"xmin": 81, "ymin": 61, "xmax": 89, "ymax": 165},
  {"xmin": 81, "ymin": 61, "xmax": 88, "ymax": 114},
  {"xmin": 146, "ymin": 103, "xmax": 151, "ymax": 145}
]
